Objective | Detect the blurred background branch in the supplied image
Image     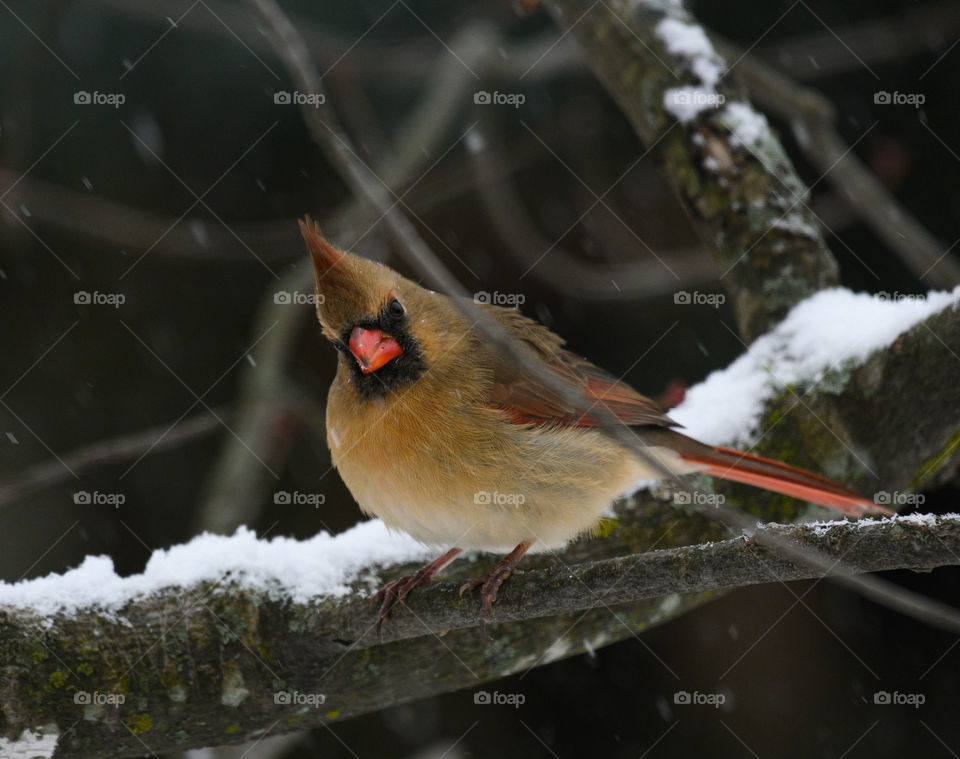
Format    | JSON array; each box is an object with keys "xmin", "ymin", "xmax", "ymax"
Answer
[{"xmin": 0, "ymin": 407, "xmax": 229, "ymax": 507}]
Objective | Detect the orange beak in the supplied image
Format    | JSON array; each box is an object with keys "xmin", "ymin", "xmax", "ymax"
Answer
[{"xmin": 349, "ymin": 327, "xmax": 403, "ymax": 374}]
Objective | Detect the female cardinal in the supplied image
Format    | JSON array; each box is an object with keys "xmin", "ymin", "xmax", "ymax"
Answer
[{"xmin": 299, "ymin": 217, "xmax": 890, "ymax": 625}]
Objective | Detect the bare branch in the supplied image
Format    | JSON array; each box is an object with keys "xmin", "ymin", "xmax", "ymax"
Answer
[
  {"xmin": 539, "ymin": 0, "xmax": 841, "ymax": 342},
  {"xmin": 0, "ymin": 409, "xmax": 229, "ymax": 508},
  {"xmin": 711, "ymin": 35, "xmax": 960, "ymax": 288},
  {"xmin": 467, "ymin": 120, "xmax": 717, "ymax": 300},
  {"xmin": 193, "ymin": 21, "xmax": 500, "ymax": 533},
  {"xmin": 753, "ymin": 3, "xmax": 960, "ymax": 80}
]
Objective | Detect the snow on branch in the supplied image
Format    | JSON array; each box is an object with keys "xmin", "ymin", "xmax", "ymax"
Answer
[
  {"xmin": 2, "ymin": 514, "xmax": 959, "ymax": 758},
  {"xmin": 3, "ymin": 289, "xmax": 960, "ymax": 757},
  {"xmin": 3, "ymin": 287, "xmax": 956, "ymax": 619},
  {"xmin": 664, "ymin": 286, "xmax": 960, "ymax": 448}
]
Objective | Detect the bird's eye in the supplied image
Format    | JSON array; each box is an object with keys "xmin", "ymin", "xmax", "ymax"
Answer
[{"xmin": 387, "ymin": 298, "xmax": 405, "ymax": 320}]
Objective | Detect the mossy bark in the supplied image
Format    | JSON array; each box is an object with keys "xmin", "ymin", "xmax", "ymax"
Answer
[
  {"xmin": 9, "ymin": 300, "xmax": 960, "ymax": 757},
  {"xmin": 541, "ymin": 0, "xmax": 840, "ymax": 341},
  {"xmin": 3, "ymin": 513, "xmax": 959, "ymax": 758},
  {"xmin": 723, "ymin": 297, "xmax": 960, "ymax": 519}
]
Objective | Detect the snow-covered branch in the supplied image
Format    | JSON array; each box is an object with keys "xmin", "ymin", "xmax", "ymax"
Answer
[
  {"xmin": 2, "ymin": 513, "xmax": 959, "ymax": 758},
  {"xmin": 4, "ymin": 289, "xmax": 960, "ymax": 757},
  {"xmin": 5, "ymin": 228, "xmax": 960, "ymax": 757}
]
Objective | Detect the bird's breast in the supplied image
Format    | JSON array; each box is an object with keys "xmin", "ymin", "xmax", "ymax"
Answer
[{"xmin": 324, "ymin": 378, "xmax": 661, "ymax": 553}]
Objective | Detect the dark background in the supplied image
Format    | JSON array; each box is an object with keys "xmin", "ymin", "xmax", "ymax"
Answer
[{"xmin": 1, "ymin": 0, "xmax": 959, "ymax": 757}]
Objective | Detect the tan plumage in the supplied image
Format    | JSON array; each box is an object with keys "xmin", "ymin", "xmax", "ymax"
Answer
[{"xmin": 300, "ymin": 217, "xmax": 890, "ymax": 622}]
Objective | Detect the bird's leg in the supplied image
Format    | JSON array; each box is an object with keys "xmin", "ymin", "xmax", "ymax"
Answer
[
  {"xmin": 459, "ymin": 540, "xmax": 533, "ymax": 623},
  {"xmin": 371, "ymin": 547, "xmax": 462, "ymax": 628}
]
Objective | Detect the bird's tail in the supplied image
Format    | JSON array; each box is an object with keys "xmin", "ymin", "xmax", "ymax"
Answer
[{"xmin": 645, "ymin": 429, "xmax": 891, "ymax": 517}]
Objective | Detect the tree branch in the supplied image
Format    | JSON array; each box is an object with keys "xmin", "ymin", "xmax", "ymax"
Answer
[
  {"xmin": 2, "ymin": 514, "xmax": 957, "ymax": 758},
  {"xmin": 0, "ymin": 409, "xmax": 229, "ymax": 508},
  {"xmin": 4, "ymin": 292, "xmax": 960, "ymax": 756},
  {"xmin": 244, "ymin": 0, "xmax": 960, "ymax": 637},
  {"xmin": 709, "ymin": 34, "xmax": 960, "ymax": 287},
  {"xmin": 539, "ymin": 0, "xmax": 841, "ymax": 341}
]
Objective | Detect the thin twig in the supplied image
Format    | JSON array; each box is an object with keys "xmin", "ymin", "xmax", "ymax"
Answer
[
  {"xmin": 712, "ymin": 35, "xmax": 960, "ymax": 287},
  {"xmin": 753, "ymin": 3, "xmax": 960, "ymax": 81},
  {"xmin": 468, "ymin": 119, "xmax": 716, "ymax": 300},
  {"xmin": 194, "ymin": 20, "xmax": 502, "ymax": 533},
  {"xmin": 249, "ymin": 0, "xmax": 960, "ymax": 635},
  {"xmin": 0, "ymin": 408, "xmax": 229, "ymax": 507}
]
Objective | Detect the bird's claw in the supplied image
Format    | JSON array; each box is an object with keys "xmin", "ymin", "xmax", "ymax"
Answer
[
  {"xmin": 371, "ymin": 573, "xmax": 421, "ymax": 631},
  {"xmin": 459, "ymin": 565, "xmax": 523, "ymax": 624}
]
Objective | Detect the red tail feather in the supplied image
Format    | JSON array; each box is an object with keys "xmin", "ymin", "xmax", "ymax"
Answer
[{"xmin": 679, "ymin": 445, "xmax": 891, "ymax": 518}]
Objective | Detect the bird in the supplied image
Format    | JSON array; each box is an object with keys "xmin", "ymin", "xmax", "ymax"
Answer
[{"xmin": 298, "ymin": 216, "xmax": 892, "ymax": 626}]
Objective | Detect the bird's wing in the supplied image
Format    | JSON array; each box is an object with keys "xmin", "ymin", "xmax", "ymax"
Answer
[{"xmin": 480, "ymin": 304, "xmax": 678, "ymax": 429}]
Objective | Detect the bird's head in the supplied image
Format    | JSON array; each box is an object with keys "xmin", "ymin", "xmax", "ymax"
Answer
[{"xmin": 300, "ymin": 217, "xmax": 465, "ymax": 399}]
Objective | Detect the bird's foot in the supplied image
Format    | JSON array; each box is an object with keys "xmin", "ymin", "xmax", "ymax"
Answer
[
  {"xmin": 458, "ymin": 540, "xmax": 533, "ymax": 629},
  {"xmin": 370, "ymin": 548, "xmax": 462, "ymax": 633},
  {"xmin": 371, "ymin": 571, "xmax": 430, "ymax": 629}
]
